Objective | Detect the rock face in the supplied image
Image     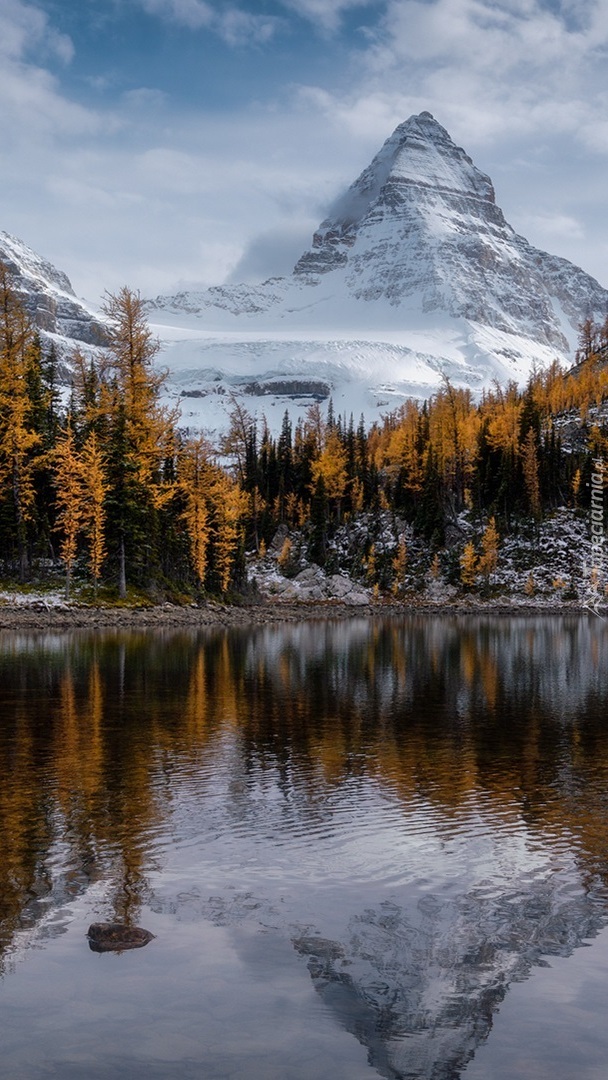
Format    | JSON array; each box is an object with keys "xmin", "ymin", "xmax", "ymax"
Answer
[
  {"xmin": 249, "ymin": 561, "xmax": 371, "ymax": 606},
  {"xmin": 292, "ymin": 111, "xmax": 606, "ymax": 352},
  {"xmin": 149, "ymin": 112, "xmax": 608, "ymax": 356},
  {"xmin": 0, "ymin": 231, "xmax": 107, "ymax": 347}
]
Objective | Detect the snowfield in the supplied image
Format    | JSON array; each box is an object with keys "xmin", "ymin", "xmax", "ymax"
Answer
[{"xmin": 150, "ymin": 310, "xmax": 571, "ymax": 439}]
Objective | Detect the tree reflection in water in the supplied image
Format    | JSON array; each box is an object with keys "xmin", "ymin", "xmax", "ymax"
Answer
[{"xmin": 1, "ymin": 615, "xmax": 607, "ymax": 1078}]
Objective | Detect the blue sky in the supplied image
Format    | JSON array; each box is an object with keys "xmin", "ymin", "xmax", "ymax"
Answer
[{"xmin": 1, "ymin": 0, "xmax": 607, "ymax": 304}]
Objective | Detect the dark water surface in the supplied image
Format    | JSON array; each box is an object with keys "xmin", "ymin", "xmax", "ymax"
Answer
[{"xmin": 1, "ymin": 615, "xmax": 608, "ymax": 1079}]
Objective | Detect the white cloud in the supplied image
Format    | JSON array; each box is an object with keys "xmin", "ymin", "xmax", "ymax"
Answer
[
  {"xmin": 0, "ymin": 0, "xmax": 107, "ymax": 143},
  {"xmin": 519, "ymin": 211, "xmax": 586, "ymax": 243},
  {"xmin": 217, "ymin": 8, "xmax": 280, "ymax": 46},
  {"xmin": 0, "ymin": 0, "xmax": 74, "ymax": 62},
  {"xmin": 137, "ymin": 0, "xmax": 283, "ymax": 44},
  {"xmin": 296, "ymin": 85, "xmax": 416, "ymax": 140},
  {"xmin": 379, "ymin": 0, "xmax": 572, "ymax": 69},
  {"xmin": 227, "ymin": 222, "xmax": 317, "ymax": 282},
  {"xmin": 293, "ymin": 0, "xmax": 608, "ymax": 156},
  {"xmin": 134, "ymin": 147, "xmax": 210, "ymax": 195},
  {"xmin": 139, "ymin": 0, "xmax": 377, "ymax": 39},
  {"xmin": 0, "ymin": 58, "xmax": 104, "ymax": 143},
  {"xmin": 277, "ymin": 0, "xmax": 379, "ymax": 35},
  {"xmin": 374, "ymin": 0, "xmax": 608, "ymax": 69},
  {"xmin": 367, "ymin": 0, "xmax": 608, "ymax": 132}
]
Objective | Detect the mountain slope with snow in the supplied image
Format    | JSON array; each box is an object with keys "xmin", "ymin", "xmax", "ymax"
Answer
[
  {"xmin": 2, "ymin": 114, "xmax": 606, "ymax": 438},
  {"xmin": 0, "ymin": 231, "xmax": 106, "ymax": 348},
  {"xmin": 145, "ymin": 112, "xmax": 608, "ymax": 435}
]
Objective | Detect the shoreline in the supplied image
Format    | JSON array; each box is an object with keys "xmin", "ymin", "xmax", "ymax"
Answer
[{"xmin": 0, "ymin": 596, "xmax": 605, "ymax": 631}]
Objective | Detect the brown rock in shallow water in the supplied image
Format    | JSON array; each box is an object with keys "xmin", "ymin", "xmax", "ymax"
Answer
[{"xmin": 87, "ymin": 922, "xmax": 155, "ymax": 953}]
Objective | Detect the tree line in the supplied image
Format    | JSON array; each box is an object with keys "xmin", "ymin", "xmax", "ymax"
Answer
[
  {"xmin": 0, "ymin": 264, "xmax": 245, "ymax": 598},
  {"xmin": 1, "ymin": 257, "xmax": 607, "ymax": 598},
  {"xmin": 224, "ymin": 318, "xmax": 608, "ymax": 588}
]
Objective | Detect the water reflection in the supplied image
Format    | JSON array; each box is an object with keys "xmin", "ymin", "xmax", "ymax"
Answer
[{"xmin": 1, "ymin": 615, "xmax": 607, "ymax": 1078}]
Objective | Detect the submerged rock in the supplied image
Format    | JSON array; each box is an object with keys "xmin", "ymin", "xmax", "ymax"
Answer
[{"xmin": 86, "ymin": 922, "xmax": 155, "ymax": 953}]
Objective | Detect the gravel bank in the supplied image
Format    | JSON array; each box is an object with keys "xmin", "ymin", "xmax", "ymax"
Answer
[{"xmin": 0, "ymin": 597, "xmax": 603, "ymax": 631}]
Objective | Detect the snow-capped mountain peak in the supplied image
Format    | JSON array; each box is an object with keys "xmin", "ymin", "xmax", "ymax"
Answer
[
  {"xmin": 290, "ymin": 112, "xmax": 603, "ymax": 355},
  {"xmin": 141, "ymin": 112, "xmax": 608, "ymax": 436},
  {"xmin": 378, "ymin": 111, "xmax": 494, "ymax": 198},
  {"xmin": 302, "ymin": 111, "xmax": 495, "ymax": 253}
]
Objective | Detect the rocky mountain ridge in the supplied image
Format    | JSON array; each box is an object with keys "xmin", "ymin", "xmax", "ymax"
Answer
[{"xmin": 0, "ymin": 231, "xmax": 106, "ymax": 348}]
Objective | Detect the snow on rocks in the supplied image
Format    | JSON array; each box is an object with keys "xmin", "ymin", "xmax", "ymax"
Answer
[
  {"xmin": 0, "ymin": 588, "xmax": 68, "ymax": 609},
  {"xmin": 247, "ymin": 503, "xmax": 606, "ymax": 614},
  {"xmin": 248, "ymin": 560, "xmax": 371, "ymax": 606},
  {"xmin": 0, "ymin": 231, "xmax": 107, "ymax": 346}
]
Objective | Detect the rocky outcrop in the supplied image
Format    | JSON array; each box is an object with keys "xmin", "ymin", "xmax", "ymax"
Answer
[
  {"xmin": 0, "ymin": 231, "xmax": 107, "ymax": 346},
  {"xmin": 251, "ymin": 563, "xmax": 371, "ymax": 606}
]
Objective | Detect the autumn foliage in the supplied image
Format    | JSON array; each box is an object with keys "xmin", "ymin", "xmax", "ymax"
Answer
[
  {"xmin": 0, "ymin": 267, "xmax": 247, "ymax": 597},
  {"xmin": 1, "ymin": 256, "xmax": 607, "ymax": 599}
]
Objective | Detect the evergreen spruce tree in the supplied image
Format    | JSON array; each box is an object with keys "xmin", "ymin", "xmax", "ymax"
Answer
[
  {"xmin": 99, "ymin": 287, "xmax": 175, "ymax": 596},
  {"xmin": 308, "ymin": 474, "xmax": 329, "ymax": 566}
]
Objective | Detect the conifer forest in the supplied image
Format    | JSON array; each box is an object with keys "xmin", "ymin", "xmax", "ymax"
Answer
[{"xmin": 1, "ymin": 260, "xmax": 607, "ymax": 601}]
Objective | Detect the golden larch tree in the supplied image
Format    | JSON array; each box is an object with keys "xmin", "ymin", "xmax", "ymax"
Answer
[
  {"xmin": 310, "ymin": 429, "xmax": 348, "ymax": 517},
  {"xmin": 52, "ymin": 420, "xmax": 84, "ymax": 599},
  {"xmin": 483, "ymin": 382, "xmax": 523, "ymax": 457},
  {"xmin": 210, "ymin": 471, "xmax": 248, "ymax": 593},
  {"xmin": 80, "ymin": 432, "xmax": 108, "ymax": 593},
  {"xmin": 0, "ymin": 263, "xmax": 42, "ymax": 580},
  {"xmin": 179, "ymin": 437, "xmax": 212, "ymax": 586},
  {"xmin": 460, "ymin": 542, "xmax": 478, "ymax": 587},
  {"xmin": 478, "ymin": 516, "xmax": 499, "ymax": 580}
]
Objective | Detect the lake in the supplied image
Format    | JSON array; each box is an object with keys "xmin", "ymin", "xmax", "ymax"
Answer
[{"xmin": 1, "ymin": 614, "xmax": 607, "ymax": 1079}]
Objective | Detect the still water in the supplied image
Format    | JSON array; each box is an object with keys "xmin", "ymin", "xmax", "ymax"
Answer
[{"xmin": 1, "ymin": 615, "xmax": 607, "ymax": 1079}]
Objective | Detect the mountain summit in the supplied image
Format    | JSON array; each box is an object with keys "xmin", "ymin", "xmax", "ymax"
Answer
[
  {"xmin": 294, "ymin": 111, "xmax": 497, "ymax": 277},
  {"xmin": 292, "ymin": 111, "xmax": 604, "ymax": 351},
  {"xmin": 144, "ymin": 114, "xmax": 607, "ymax": 432}
]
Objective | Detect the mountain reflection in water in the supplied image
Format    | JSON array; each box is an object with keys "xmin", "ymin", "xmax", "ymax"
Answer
[{"xmin": 1, "ymin": 615, "xmax": 607, "ymax": 1080}]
